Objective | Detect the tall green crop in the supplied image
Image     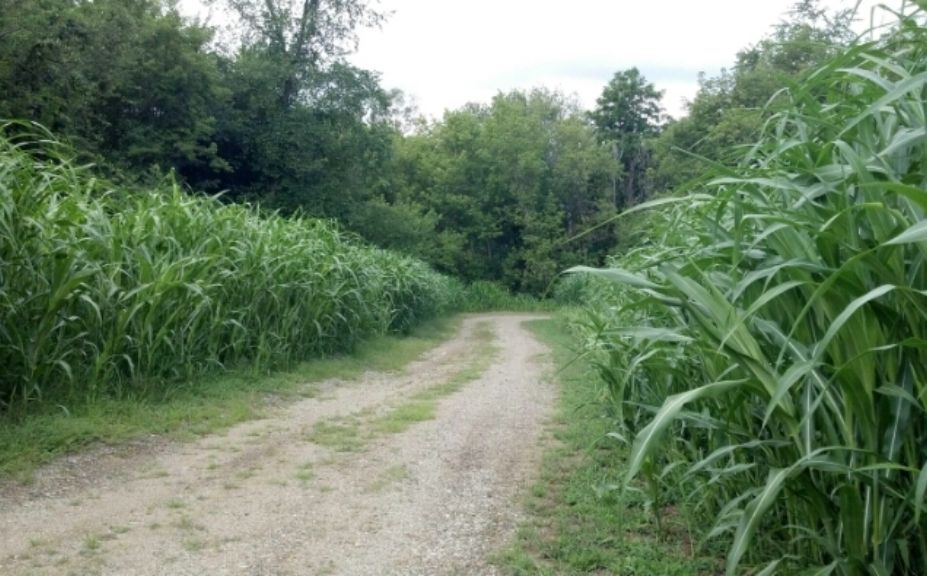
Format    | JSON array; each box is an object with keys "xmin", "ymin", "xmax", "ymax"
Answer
[
  {"xmin": 571, "ymin": 9, "xmax": 927, "ymax": 575},
  {"xmin": 0, "ymin": 126, "xmax": 459, "ymax": 411}
]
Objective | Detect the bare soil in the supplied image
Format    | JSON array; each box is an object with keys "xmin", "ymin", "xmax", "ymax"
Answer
[{"xmin": 0, "ymin": 314, "xmax": 555, "ymax": 576}]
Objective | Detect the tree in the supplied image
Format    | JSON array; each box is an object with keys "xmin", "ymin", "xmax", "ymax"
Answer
[
  {"xmin": 223, "ymin": 0, "xmax": 384, "ymax": 107},
  {"xmin": 186, "ymin": 0, "xmax": 398, "ymax": 228},
  {"xmin": 391, "ymin": 89, "xmax": 618, "ymax": 293},
  {"xmin": 589, "ymin": 68, "xmax": 664, "ymax": 207},
  {"xmin": 0, "ymin": 0, "xmax": 227, "ymax": 177}
]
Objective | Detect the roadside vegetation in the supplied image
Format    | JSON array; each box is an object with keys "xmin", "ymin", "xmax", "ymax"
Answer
[
  {"xmin": 0, "ymin": 123, "xmax": 546, "ymax": 478},
  {"xmin": 498, "ymin": 317, "xmax": 719, "ymax": 575},
  {"xmin": 565, "ymin": 7, "xmax": 927, "ymax": 574},
  {"xmin": 0, "ymin": 127, "xmax": 459, "ymax": 415},
  {"xmin": 0, "ymin": 0, "xmax": 624, "ymax": 294},
  {"xmin": 0, "ymin": 129, "xmax": 543, "ymax": 478},
  {"xmin": 0, "ymin": 310, "xmax": 460, "ymax": 480}
]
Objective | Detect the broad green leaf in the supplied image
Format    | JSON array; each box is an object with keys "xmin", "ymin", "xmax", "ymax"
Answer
[
  {"xmin": 625, "ymin": 379, "xmax": 743, "ymax": 483},
  {"xmin": 755, "ymin": 559, "xmax": 783, "ymax": 576},
  {"xmin": 841, "ymin": 70, "xmax": 927, "ymax": 135},
  {"xmin": 763, "ymin": 360, "xmax": 817, "ymax": 426},
  {"xmin": 814, "ymin": 285, "xmax": 895, "ymax": 359},
  {"xmin": 885, "ymin": 220, "xmax": 927, "ymax": 246},
  {"xmin": 915, "ymin": 462, "xmax": 927, "ymax": 524},
  {"xmin": 727, "ymin": 467, "xmax": 792, "ymax": 575}
]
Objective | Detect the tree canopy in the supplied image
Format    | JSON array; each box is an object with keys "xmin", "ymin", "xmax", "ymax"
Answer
[
  {"xmin": 0, "ymin": 0, "xmax": 859, "ymax": 294},
  {"xmin": 589, "ymin": 67, "xmax": 663, "ymax": 207}
]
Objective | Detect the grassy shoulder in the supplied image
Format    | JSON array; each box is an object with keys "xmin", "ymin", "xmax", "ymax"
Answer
[
  {"xmin": 496, "ymin": 317, "xmax": 719, "ymax": 575},
  {"xmin": 0, "ymin": 316, "xmax": 462, "ymax": 481}
]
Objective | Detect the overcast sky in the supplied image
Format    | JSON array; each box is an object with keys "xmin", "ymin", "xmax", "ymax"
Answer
[{"xmin": 180, "ymin": 0, "xmax": 892, "ymax": 119}]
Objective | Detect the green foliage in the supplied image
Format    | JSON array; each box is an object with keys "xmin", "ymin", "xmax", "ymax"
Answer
[
  {"xmin": 570, "ymin": 8, "xmax": 927, "ymax": 574},
  {"xmin": 0, "ymin": 0, "xmax": 227, "ymax": 177},
  {"xmin": 224, "ymin": 0, "xmax": 385, "ymax": 108},
  {"xmin": 0, "ymin": 128, "xmax": 459, "ymax": 413},
  {"xmin": 0, "ymin": 0, "xmax": 870, "ymax": 299},
  {"xmin": 649, "ymin": 0, "xmax": 856, "ymax": 193},
  {"xmin": 0, "ymin": 0, "xmax": 404, "ymax": 241},
  {"xmin": 174, "ymin": 0, "xmax": 400, "ymax": 232},
  {"xmin": 455, "ymin": 281, "xmax": 556, "ymax": 313},
  {"xmin": 497, "ymin": 317, "xmax": 717, "ymax": 575},
  {"xmin": 395, "ymin": 89, "xmax": 619, "ymax": 293},
  {"xmin": 589, "ymin": 67, "xmax": 664, "ymax": 206}
]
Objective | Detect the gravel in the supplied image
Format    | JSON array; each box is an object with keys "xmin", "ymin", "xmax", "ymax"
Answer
[{"xmin": 0, "ymin": 314, "xmax": 555, "ymax": 576}]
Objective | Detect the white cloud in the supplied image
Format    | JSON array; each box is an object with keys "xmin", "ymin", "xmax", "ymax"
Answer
[
  {"xmin": 177, "ymin": 0, "xmax": 896, "ymax": 119},
  {"xmin": 350, "ymin": 0, "xmax": 890, "ymax": 118}
]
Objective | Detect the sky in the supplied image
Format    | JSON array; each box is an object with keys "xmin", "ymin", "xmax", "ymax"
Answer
[{"xmin": 179, "ymin": 0, "xmax": 892, "ymax": 120}]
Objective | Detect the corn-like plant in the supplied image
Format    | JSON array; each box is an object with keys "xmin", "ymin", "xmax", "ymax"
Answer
[
  {"xmin": 0, "ymin": 126, "xmax": 460, "ymax": 412},
  {"xmin": 570, "ymin": 8, "xmax": 927, "ymax": 575}
]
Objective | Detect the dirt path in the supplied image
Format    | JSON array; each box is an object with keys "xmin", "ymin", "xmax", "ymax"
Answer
[{"xmin": 0, "ymin": 314, "xmax": 555, "ymax": 576}]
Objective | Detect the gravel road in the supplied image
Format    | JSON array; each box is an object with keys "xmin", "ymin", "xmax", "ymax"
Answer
[{"xmin": 0, "ymin": 314, "xmax": 555, "ymax": 576}]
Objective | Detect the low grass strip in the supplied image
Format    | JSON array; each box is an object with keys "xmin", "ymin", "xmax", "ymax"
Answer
[
  {"xmin": 0, "ymin": 317, "xmax": 461, "ymax": 481},
  {"xmin": 494, "ymin": 317, "xmax": 719, "ymax": 575},
  {"xmin": 309, "ymin": 321, "xmax": 499, "ymax": 451}
]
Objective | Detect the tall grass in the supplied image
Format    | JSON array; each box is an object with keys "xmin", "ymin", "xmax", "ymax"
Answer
[
  {"xmin": 570, "ymin": 8, "xmax": 927, "ymax": 575},
  {"xmin": 453, "ymin": 280, "xmax": 558, "ymax": 313},
  {"xmin": 0, "ymin": 126, "xmax": 459, "ymax": 412}
]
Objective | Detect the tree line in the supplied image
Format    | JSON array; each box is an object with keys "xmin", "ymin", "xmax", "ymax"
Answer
[{"xmin": 0, "ymin": 0, "xmax": 856, "ymax": 293}]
